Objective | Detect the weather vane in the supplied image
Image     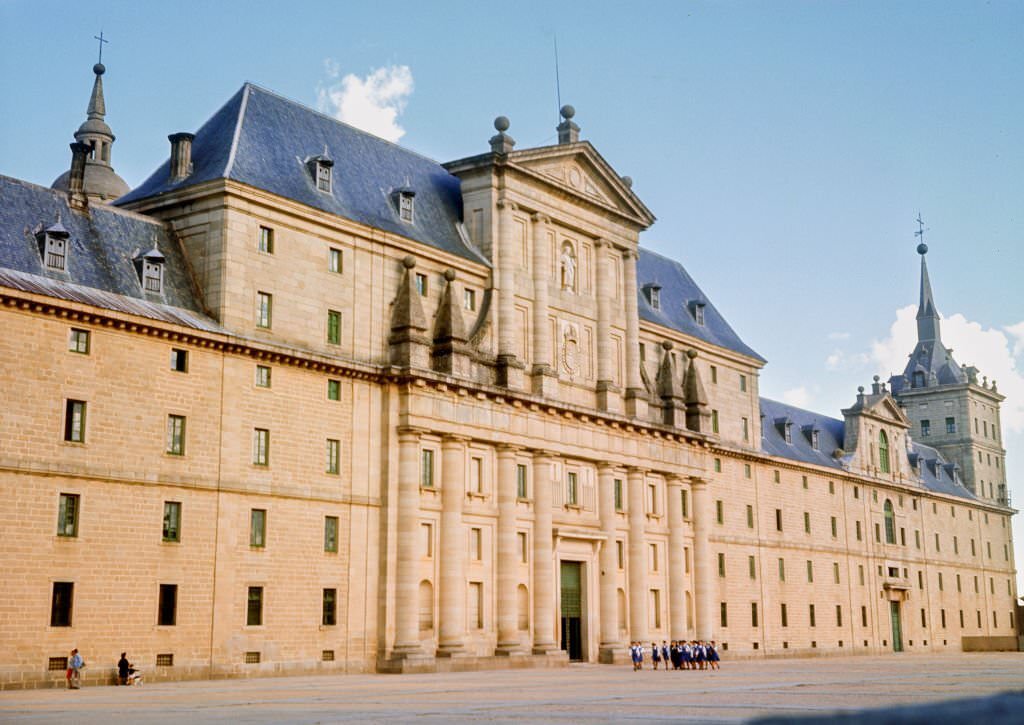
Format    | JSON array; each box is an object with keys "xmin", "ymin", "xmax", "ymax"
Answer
[{"xmin": 94, "ymin": 30, "xmax": 109, "ymax": 65}]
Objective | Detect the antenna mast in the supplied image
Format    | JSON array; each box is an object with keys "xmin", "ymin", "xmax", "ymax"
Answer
[{"xmin": 554, "ymin": 35, "xmax": 562, "ymax": 126}]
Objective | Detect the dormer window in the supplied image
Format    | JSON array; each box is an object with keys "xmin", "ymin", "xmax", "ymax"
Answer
[
  {"xmin": 35, "ymin": 216, "xmax": 71, "ymax": 272},
  {"xmin": 912, "ymin": 370, "xmax": 925, "ymax": 388},
  {"xmin": 784, "ymin": 423, "xmax": 793, "ymax": 444},
  {"xmin": 134, "ymin": 246, "xmax": 166, "ymax": 295},
  {"xmin": 316, "ymin": 162, "xmax": 332, "ymax": 192},
  {"xmin": 643, "ymin": 284, "xmax": 661, "ymax": 310},
  {"xmin": 689, "ymin": 301, "xmax": 706, "ymax": 326},
  {"xmin": 811, "ymin": 430, "xmax": 820, "ymax": 450},
  {"xmin": 397, "ymin": 188, "xmax": 416, "ymax": 223}
]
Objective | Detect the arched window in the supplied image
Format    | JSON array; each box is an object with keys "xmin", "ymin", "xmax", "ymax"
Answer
[
  {"xmin": 878, "ymin": 430, "xmax": 890, "ymax": 473},
  {"xmin": 884, "ymin": 500, "xmax": 896, "ymax": 544}
]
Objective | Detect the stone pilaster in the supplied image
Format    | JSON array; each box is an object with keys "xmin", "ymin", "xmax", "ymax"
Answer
[
  {"xmin": 531, "ymin": 451, "xmax": 559, "ymax": 654},
  {"xmin": 594, "ymin": 239, "xmax": 620, "ymax": 412},
  {"xmin": 392, "ymin": 429, "xmax": 426, "ymax": 658},
  {"xmin": 690, "ymin": 476, "xmax": 713, "ymax": 641},
  {"xmin": 666, "ymin": 475, "xmax": 687, "ymax": 640},
  {"xmin": 597, "ymin": 464, "xmax": 623, "ymax": 662},
  {"xmin": 530, "ymin": 212, "xmax": 558, "ymax": 397},
  {"xmin": 437, "ymin": 435, "xmax": 468, "ymax": 656},
  {"xmin": 496, "ymin": 199, "xmax": 525, "ymax": 389},
  {"xmin": 495, "ymin": 445, "xmax": 525, "ymax": 654},
  {"xmin": 622, "ymin": 249, "xmax": 647, "ymax": 418},
  {"xmin": 626, "ymin": 466, "xmax": 648, "ymax": 642}
]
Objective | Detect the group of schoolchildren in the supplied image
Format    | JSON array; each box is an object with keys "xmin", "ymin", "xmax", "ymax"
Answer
[{"xmin": 629, "ymin": 640, "xmax": 720, "ymax": 671}]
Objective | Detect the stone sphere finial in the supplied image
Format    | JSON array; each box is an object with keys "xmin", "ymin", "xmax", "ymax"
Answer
[
  {"xmin": 560, "ymin": 104, "xmax": 576, "ymax": 120},
  {"xmin": 443, "ymin": 268, "xmax": 456, "ymax": 282},
  {"xmin": 661, "ymin": 340, "xmax": 673, "ymax": 351},
  {"xmin": 873, "ymin": 375, "xmax": 880, "ymax": 382},
  {"xmin": 402, "ymin": 255, "xmax": 416, "ymax": 269},
  {"xmin": 93, "ymin": 63, "xmax": 106, "ymax": 76},
  {"xmin": 494, "ymin": 116, "xmax": 510, "ymax": 133},
  {"xmin": 917, "ymin": 242, "xmax": 928, "ymax": 255},
  {"xmin": 686, "ymin": 348, "xmax": 698, "ymax": 359},
  {"xmin": 857, "ymin": 386, "xmax": 865, "ymax": 394},
  {"xmin": 621, "ymin": 175, "xmax": 633, "ymax": 188}
]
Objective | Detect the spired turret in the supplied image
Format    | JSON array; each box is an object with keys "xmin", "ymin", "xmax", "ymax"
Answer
[{"xmin": 51, "ymin": 62, "xmax": 130, "ymax": 203}]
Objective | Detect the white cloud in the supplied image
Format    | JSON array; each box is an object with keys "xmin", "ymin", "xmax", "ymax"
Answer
[
  {"xmin": 825, "ymin": 348, "xmax": 870, "ymax": 372},
  {"xmin": 317, "ymin": 62, "xmax": 413, "ymax": 143},
  {"xmin": 782, "ymin": 386, "xmax": 812, "ymax": 408},
  {"xmin": 870, "ymin": 305, "xmax": 1024, "ymax": 434}
]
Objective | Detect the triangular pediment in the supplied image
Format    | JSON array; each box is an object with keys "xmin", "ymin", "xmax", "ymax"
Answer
[
  {"xmin": 508, "ymin": 143, "xmax": 655, "ymax": 227},
  {"xmin": 852, "ymin": 394, "xmax": 911, "ymax": 428}
]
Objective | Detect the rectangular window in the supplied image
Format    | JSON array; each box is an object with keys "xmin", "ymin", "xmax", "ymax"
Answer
[
  {"xmin": 324, "ymin": 516, "xmax": 338, "ymax": 553},
  {"xmin": 744, "ymin": 463, "xmax": 751, "ymax": 479},
  {"xmin": 250, "ymin": 509, "xmax": 266, "ymax": 547},
  {"xmin": 651, "ymin": 589, "xmax": 662, "ymax": 629},
  {"xmin": 954, "ymin": 536, "xmax": 959, "ymax": 554},
  {"xmin": 166, "ymin": 414, "xmax": 186, "ymax": 456},
  {"xmin": 255, "ymin": 365, "xmax": 271, "ymax": 388},
  {"xmin": 651, "ymin": 543, "xmax": 660, "ymax": 572},
  {"xmin": 617, "ymin": 540, "xmax": 625, "ymax": 569},
  {"xmin": 471, "ymin": 457, "xmax": 484, "ymax": 494},
  {"xmin": 720, "ymin": 601, "xmax": 728, "ymax": 628},
  {"xmin": 829, "ymin": 480, "xmax": 835, "ymax": 494},
  {"xmin": 256, "ymin": 292, "xmax": 272, "ymax": 329},
  {"xmin": 647, "ymin": 483, "xmax": 658, "ymax": 515},
  {"xmin": 327, "ymin": 310, "xmax": 341, "ymax": 344},
  {"xmin": 921, "ymin": 419, "xmax": 931, "ymax": 437},
  {"xmin": 938, "ymin": 572, "xmax": 944, "ymax": 591},
  {"xmin": 614, "ymin": 478, "xmax": 623, "ymax": 511},
  {"xmin": 781, "ymin": 603, "xmax": 788, "ymax": 628},
  {"xmin": 258, "ymin": 226, "xmax": 274, "ymax": 254},
  {"xmin": 162, "ymin": 501, "xmax": 181, "ymax": 542},
  {"xmin": 247, "ymin": 586, "xmax": 263, "ymax": 626},
  {"xmin": 711, "ymin": 410, "xmax": 719, "ymax": 434},
  {"xmin": 809, "ymin": 603, "xmax": 816, "ymax": 627},
  {"xmin": 837, "ymin": 605, "xmax": 843, "ymax": 627},
  {"xmin": 327, "ymin": 379, "xmax": 341, "ymax": 400},
  {"xmin": 775, "ymin": 509, "xmax": 783, "ymax": 532},
  {"xmin": 170, "ymin": 348, "xmax": 188, "ymax": 372},
  {"xmin": 464, "ymin": 288, "xmax": 476, "ymax": 311},
  {"xmin": 831, "ymin": 516, "xmax": 838, "ymax": 538},
  {"xmin": 253, "ymin": 428, "xmax": 269, "ymax": 465},
  {"xmin": 57, "ymin": 493, "xmax": 79, "ymax": 537},
  {"xmin": 856, "ymin": 520, "xmax": 862, "ymax": 541},
  {"xmin": 806, "ymin": 560, "xmax": 814, "ymax": 583},
  {"xmin": 804, "ymin": 512, "xmax": 811, "ymax": 534},
  {"xmin": 517, "ymin": 464, "xmax": 528, "ymax": 499},
  {"xmin": 945, "ymin": 417, "xmax": 956, "ymax": 434},
  {"xmin": 859, "ymin": 565, "xmax": 864, "ymax": 586},
  {"xmin": 326, "ymin": 439, "xmax": 340, "ymax": 474},
  {"xmin": 50, "ymin": 582, "xmax": 74, "ymax": 627},
  {"xmin": 746, "ymin": 504, "xmax": 754, "ymax": 529},
  {"xmin": 518, "ymin": 531, "xmax": 528, "ymax": 563},
  {"xmin": 915, "ymin": 530, "xmax": 921, "ymax": 549},
  {"xmin": 833, "ymin": 562, "xmax": 840, "ymax": 584},
  {"xmin": 415, "ymin": 272, "xmax": 428, "ymax": 296},
  {"xmin": 322, "ymin": 588, "xmax": 337, "ymax": 626},
  {"xmin": 802, "ymin": 475, "xmax": 809, "ymax": 489},
  {"xmin": 422, "ymin": 522, "xmax": 433, "ymax": 558},
  {"xmin": 158, "ymin": 584, "xmax": 177, "ymax": 626},
  {"xmin": 64, "ymin": 399, "xmax": 86, "ymax": 442},
  {"xmin": 470, "ymin": 527, "xmax": 482, "ymax": 561},
  {"xmin": 741, "ymin": 417, "xmax": 750, "ymax": 441},
  {"xmin": 681, "ymin": 488, "xmax": 688, "ymax": 518},
  {"xmin": 935, "ymin": 533, "xmax": 941, "ymax": 552},
  {"xmin": 739, "ymin": 374, "xmax": 747, "ymax": 392},
  {"xmin": 716, "ymin": 500, "xmax": 724, "ymax": 524},
  {"xmin": 470, "ymin": 582, "xmax": 483, "ymax": 628},
  {"xmin": 774, "ymin": 470, "xmax": 781, "ymax": 483},
  {"xmin": 68, "ymin": 328, "xmax": 90, "ymax": 354},
  {"xmin": 567, "ymin": 471, "xmax": 578, "ymax": 505},
  {"xmin": 749, "ymin": 555, "xmax": 756, "ymax": 580},
  {"xmin": 421, "ymin": 449, "xmax": 434, "ymax": 488},
  {"xmin": 751, "ymin": 602, "xmax": 759, "ymax": 627},
  {"xmin": 714, "ymin": 458, "xmax": 722, "ymax": 473},
  {"xmin": 718, "ymin": 552, "xmax": 726, "ymax": 577},
  {"xmin": 328, "ymin": 247, "xmax": 342, "ymax": 274},
  {"xmin": 710, "ymin": 365, "xmax": 718, "ymax": 383},
  {"xmin": 778, "ymin": 558, "xmax": 785, "ymax": 581}
]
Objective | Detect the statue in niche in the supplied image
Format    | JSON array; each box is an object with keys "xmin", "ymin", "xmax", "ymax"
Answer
[{"xmin": 560, "ymin": 242, "xmax": 577, "ymax": 292}]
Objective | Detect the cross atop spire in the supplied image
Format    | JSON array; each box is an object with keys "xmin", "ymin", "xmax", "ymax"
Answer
[{"xmin": 94, "ymin": 31, "xmax": 109, "ymax": 65}]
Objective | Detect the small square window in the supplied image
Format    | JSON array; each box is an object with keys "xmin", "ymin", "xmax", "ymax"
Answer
[
  {"xmin": 258, "ymin": 226, "xmax": 274, "ymax": 254},
  {"xmin": 415, "ymin": 272, "xmax": 428, "ymax": 296},
  {"xmin": 327, "ymin": 379, "xmax": 341, "ymax": 400},
  {"xmin": 250, "ymin": 509, "xmax": 267, "ymax": 547},
  {"xmin": 245, "ymin": 650, "xmax": 261, "ymax": 663},
  {"xmin": 464, "ymin": 288, "xmax": 476, "ymax": 311},
  {"xmin": 163, "ymin": 501, "xmax": 181, "ymax": 542},
  {"xmin": 255, "ymin": 365, "xmax": 271, "ymax": 388},
  {"xmin": 156, "ymin": 653, "xmax": 174, "ymax": 667},
  {"xmin": 166, "ymin": 414, "xmax": 186, "ymax": 456},
  {"xmin": 327, "ymin": 310, "xmax": 341, "ymax": 345},
  {"xmin": 64, "ymin": 400, "xmax": 86, "ymax": 443},
  {"xmin": 170, "ymin": 348, "xmax": 188, "ymax": 372},
  {"xmin": 158, "ymin": 584, "xmax": 178, "ymax": 626},
  {"xmin": 57, "ymin": 493, "xmax": 79, "ymax": 537},
  {"xmin": 68, "ymin": 328, "xmax": 90, "ymax": 354},
  {"xmin": 329, "ymin": 248, "xmax": 342, "ymax": 273}
]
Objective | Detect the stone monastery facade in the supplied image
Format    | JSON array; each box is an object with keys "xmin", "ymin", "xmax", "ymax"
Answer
[{"xmin": 0, "ymin": 63, "xmax": 1016, "ymax": 688}]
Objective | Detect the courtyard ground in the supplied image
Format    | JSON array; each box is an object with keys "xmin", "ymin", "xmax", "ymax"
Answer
[{"xmin": 1, "ymin": 652, "xmax": 1022, "ymax": 723}]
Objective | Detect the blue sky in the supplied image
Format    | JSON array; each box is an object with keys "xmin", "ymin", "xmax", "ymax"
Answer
[{"xmin": 2, "ymin": 0, "xmax": 1023, "ymax": 588}]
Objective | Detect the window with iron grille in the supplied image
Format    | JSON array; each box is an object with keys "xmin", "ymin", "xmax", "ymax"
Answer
[
  {"xmin": 57, "ymin": 493, "xmax": 79, "ymax": 537},
  {"xmin": 156, "ymin": 653, "xmax": 174, "ymax": 667}
]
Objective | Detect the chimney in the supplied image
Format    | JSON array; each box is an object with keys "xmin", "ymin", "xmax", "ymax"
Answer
[
  {"xmin": 557, "ymin": 105, "xmax": 579, "ymax": 144},
  {"xmin": 168, "ymin": 132, "xmax": 195, "ymax": 181},
  {"xmin": 68, "ymin": 142, "xmax": 90, "ymax": 211}
]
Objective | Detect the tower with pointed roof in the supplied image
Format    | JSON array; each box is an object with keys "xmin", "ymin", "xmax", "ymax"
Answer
[
  {"xmin": 890, "ymin": 242, "xmax": 1008, "ymax": 503},
  {"xmin": 51, "ymin": 61, "xmax": 130, "ymax": 202}
]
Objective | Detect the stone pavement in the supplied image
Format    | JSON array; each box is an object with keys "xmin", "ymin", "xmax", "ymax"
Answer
[{"xmin": 1, "ymin": 653, "xmax": 1022, "ymax": 723}]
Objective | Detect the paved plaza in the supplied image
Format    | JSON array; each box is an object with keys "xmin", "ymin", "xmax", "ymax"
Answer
[{"xmin": 1, "ymin": 653, "xmax": 1022, "ymax": 723}]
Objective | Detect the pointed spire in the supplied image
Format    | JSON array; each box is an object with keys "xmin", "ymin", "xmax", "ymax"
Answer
[
  {"xmin": 87, "ymin": 63, "xmax": 107, "ymax": 120},
  {"xmin": 684, "ymin": 349, "xmax": 712, "ymax": 433},
  {"xmin": 388, "ymin": 256, "xmax": 430, "ymax": 369},
  {"xmin": 915, "ymin": 241, "xmax": 941, "ymax": 342},
  {"xmin": 431, "ymin": 270, "xmax": 472, "ymax": 376},
  {"xmin": 656, "ymin": 341, "xmax": 686, "ymax": 427}
]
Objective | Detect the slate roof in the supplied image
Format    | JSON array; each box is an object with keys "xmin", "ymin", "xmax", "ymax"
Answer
[
  {"xmin": 116, "ymin": 84, "xmax": 488, "ymax": 266},
  {"xmin": 889, "ymin": 339, "xmax": 967, "ymax": 393},
  {"xmin": 637, "ymin": 248, "xmax": 764, "ymax": 362},
  {"xmin": 0, "ymin": 175, "xmax": 219, "ymax": 331},
  {"xmin": 759, "ymin": 397, "xmax": 975, "ymax": 501}
]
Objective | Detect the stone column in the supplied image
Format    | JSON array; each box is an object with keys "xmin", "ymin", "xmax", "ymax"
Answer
[
  {"xmin": 531, "ymin": 451, "xmax": 558, "ymax": 653},
  {"xmin": 626, "ymin": 466, "xmax": 648, "ymax": 642},
  {"xmin": 393, "ymin": 429, "xmax": 425, "ymax": 656},
  {"xmin": 622, "ymin": 249, "xmax": 647, "ymax": 418},
  {"xmin": 594, "ymin": 238, "xmax": 619, "ymax": 412},
  {"xmin": 690, "ymin": 476, "xmax": 713, "ymax": 640},
  {"xmin": 530, "ymin": 212, "xmax": 558, "ymax": 397},
  {"xmin": 437, "ymin": 435, "xmax": 468, "ymax": 655},
  {"xmin": 496, "ymin": 199, "xmax": 524, "ymax": 389},
  {"xmin": 666, "ymin": 475, "xmax": 687, "ymax": 640},
  {"xmin": 495, "ymin": 444, "xmax": 524, "ymax": 654},
  {"xmin": 597, "ymin": 463, "xmax": 622, "ymax": 662}
]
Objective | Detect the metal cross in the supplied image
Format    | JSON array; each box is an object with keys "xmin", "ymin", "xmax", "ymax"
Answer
[
  {"xmin": 914, "ymin": 212, "xmax": 926, "ymax": 243},
  {"xmin": 94, "ymin": 31, "xmax": 109, "ymax": 64}
]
